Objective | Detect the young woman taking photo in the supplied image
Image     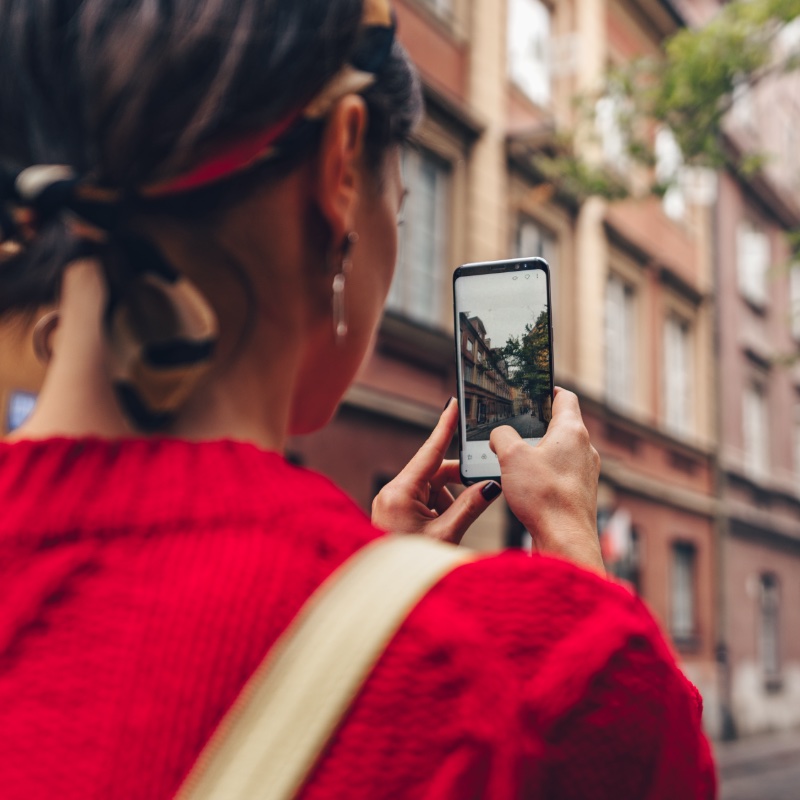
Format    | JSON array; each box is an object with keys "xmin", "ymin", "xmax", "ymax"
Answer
[{"xmin": 0, "ymin": 1, "xmax": 715, "ymax": 797}]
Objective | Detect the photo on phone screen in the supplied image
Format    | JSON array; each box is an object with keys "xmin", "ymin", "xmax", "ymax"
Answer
[{"xmin": 453, "ymin": 259, "xmax": 554, "ymax": 483}]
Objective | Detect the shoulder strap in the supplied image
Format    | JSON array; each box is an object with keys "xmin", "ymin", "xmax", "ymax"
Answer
[{"xmin": 177, "ymin": 535, "xmax": 478, "ymax": 800}]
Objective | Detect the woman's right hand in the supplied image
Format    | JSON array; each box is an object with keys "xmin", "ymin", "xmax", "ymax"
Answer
[{"xmin": 490, "ymin": 387, "xmax": 605, "ymax": 575}]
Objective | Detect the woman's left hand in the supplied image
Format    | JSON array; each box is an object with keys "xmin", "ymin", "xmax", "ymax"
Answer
[{"xmin": 371, "ymin": 399, "xmax": 502, "ymax": 545}]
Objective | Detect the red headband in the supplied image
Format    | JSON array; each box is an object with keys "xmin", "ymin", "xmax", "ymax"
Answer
[
  {"xmin": 141, "ymin": 108, "xmax": 305, "ymax": 198},
  {"xmin": 138, "ymin": 0, "xmax": 396, "ymax": 200}
]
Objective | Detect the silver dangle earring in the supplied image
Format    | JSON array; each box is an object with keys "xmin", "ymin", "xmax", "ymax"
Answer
[
  {"xmin": 332, "ymin": 231, "xmax": 359, "ymax": 345},
  {"xmin": 32, "ymin": 310, "xmax": 60, "ymax": 365}
]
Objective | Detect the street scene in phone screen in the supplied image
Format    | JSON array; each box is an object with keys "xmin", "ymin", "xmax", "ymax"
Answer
[{"xmin": 458, "ymin": 269, "xmax": 552, "ymax": 443}]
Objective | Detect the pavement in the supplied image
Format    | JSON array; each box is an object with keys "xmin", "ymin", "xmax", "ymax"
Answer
[
  {"xmin": 714, "ymin": 728, "xmax": 800, "ymax": 800},
  {"xmin": 467, "ymin": 412, "xmax": 546, "ymax": 441}
]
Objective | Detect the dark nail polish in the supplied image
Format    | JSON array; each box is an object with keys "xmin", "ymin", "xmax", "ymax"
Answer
[
  {"xmin": 443, "ymin": 396, "xmax": 455, "ymax": 411},
  {"xmin": 481, "ymin": 481, "xmax": 502, "ymax": 501}
]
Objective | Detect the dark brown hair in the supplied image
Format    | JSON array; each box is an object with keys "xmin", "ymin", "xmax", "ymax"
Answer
[{"xmin": 0, "ymin": 0, "xmax": 422, "ymax": 312}]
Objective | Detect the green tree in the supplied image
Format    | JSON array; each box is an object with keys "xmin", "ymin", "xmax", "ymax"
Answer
[
  {"xmin": 533, "ymin": 0, "xmax": 800, "ymax": 257},
  {"xmin": 502, "ymin": 309, "xmax": 551, "ymax": 412}
]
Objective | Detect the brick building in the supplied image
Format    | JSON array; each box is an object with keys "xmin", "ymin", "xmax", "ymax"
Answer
[
  {"xmin": 700, "ymin": 6, "xmax": 800, "ymax": 736},
  {"xmin": 0, "ymin": 0, "xmax": 720, "ymax": 726},
  {"xmin": 298, "ymin": 0, "xmax": 723, "ymax": 730},
  {"xmin": 459, "ymin": 313, "xmax": 514, "ymax": 429}
]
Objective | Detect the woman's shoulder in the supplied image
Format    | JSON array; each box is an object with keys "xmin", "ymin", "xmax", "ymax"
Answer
[
  {"xmin": 402, "ymin": 547, "xmax": 704, "ymax": 727},
  {"xmin": 0, "ymin": 436, "xmax": 368, "ymax": 540},
  {"xmin": 384, "ymin": 550, "xmax": 714, "ymax": 796},
  {"xmin": 412, "ymin": 548, "xmax": 647, "ymax": 648}
]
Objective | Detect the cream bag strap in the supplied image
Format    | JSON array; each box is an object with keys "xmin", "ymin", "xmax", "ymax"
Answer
[{"xmin": 177, "ymin": 535, "xmax": 478, "ymax": 800}]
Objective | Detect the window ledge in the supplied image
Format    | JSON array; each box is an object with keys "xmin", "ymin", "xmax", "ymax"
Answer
[
  {"xmin": 378, "ymin": 311, "xmax": 453, "ymax": 371},
  {"xmin": 740, "ymin": 291, "xmax": 770, "ymax": 316},
  {"xmin": 422, "ymin": 81, "xmax": 485, "ymax": 142}
]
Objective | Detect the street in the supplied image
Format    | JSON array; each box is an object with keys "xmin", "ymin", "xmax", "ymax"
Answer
[
  {"xmin": 716, "ymin": 730, "xmax": 800, "ymax": 800},
  {"xmin": 467, "ymin": 412, "xmax": 547, "ymax": 441}
]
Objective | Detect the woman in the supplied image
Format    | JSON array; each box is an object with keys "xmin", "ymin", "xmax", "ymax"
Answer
[{"xmin": 0, "ymin": 1, "xmax": 715, "ymax": 797}]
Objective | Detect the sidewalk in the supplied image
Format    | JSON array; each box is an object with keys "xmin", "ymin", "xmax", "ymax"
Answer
[{"xmin": 714, "ymin": 728, "xmax": 800, "ymax": 800}]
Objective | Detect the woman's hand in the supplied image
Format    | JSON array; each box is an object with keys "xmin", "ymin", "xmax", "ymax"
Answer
[
  {"xmin": 490, "ymin": 387, "xmax": 604, "ymax": 575},
  {"xmin": 371, "ymin": 399, "xmax": 502, "ymax": 545}
]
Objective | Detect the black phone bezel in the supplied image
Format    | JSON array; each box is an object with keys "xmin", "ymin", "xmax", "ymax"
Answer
[{"xmin": 452, "ymin": 257, "xmax": 555, "ymax": 486}]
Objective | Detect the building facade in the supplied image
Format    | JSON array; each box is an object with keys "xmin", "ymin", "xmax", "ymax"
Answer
[
  {"xmin": 710, "ymin": 20, "xmax": 800, "ymax": 736},
  {"xmin": 459, "ymin": 313, "xmax": 514, "ymax": 429},
  {"xmin": 310, "ymin": 0, "xmax": 722, "ymax": 729}
]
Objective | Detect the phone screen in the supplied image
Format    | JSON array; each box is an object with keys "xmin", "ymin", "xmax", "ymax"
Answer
[{"xmin": 453, "ymin": 259, "xmax": 554, "ymax": 483}]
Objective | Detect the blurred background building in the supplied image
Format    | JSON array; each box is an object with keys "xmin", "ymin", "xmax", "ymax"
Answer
[{"xmin": 2, "ymin": 0, "xmax": 800, "ymax": 742}]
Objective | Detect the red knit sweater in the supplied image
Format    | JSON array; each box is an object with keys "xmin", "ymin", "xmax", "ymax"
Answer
[{"xmin": 0, "ymin": 438, "xmax": 716, "ymax": 799}]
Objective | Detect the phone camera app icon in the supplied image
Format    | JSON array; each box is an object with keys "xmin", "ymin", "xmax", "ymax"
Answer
[{"xmin": 481, "ymin": 454, "xmax": 487, "ymax": 460}]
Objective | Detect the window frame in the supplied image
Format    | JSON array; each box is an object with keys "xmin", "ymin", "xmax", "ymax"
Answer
[
  {"xmin": 5, "ymin": 390, "xmax": 37, "ymax": 434},
  {"xmin": 595, "ymin": 92, "xmax": 630, "ymax": 174},
  {"xmin": 605, "ymin": 272, "xmax": 637, "ymax": 411},
  {"xmin": 670, "ymin": 540, "xmax": 698, "ymax": 647},
  {"xmin": 507, "ymin": 0, "xmax": 553, "ymax": 108},
  {"xmin": 654, "ymin": 126, "xmax": 687, "ymax": 223},
  {"xmin": 662, "ymin": 313, "xmax": 694, "ymax": 438},
  {"xmin": 759, "ymin": 572, "xmax": 781, "ymax": 690},
  {"xmin": 515, "ymin": 215, "xmax": 559, "ymax": 319},
  {"xmin": 387, "ymin": 146, "xmax": 452, "ymax": 328},
  {"xmin": 736, "ymin": 218, "xmax": 771, "ymax": 309},
  {"xmin": 743, "ymin": 379, "xmax": 770, "ymax": 479}
]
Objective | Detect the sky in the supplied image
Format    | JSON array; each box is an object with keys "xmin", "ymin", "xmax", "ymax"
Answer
[{"xmin": 455, "ymin": 268, "xmax": 549, "ymax": 349}]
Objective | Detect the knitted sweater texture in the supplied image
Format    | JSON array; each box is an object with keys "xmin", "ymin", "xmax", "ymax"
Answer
[{"xmin": 0, "ymin": 438, "xmax": 716, "ymax": 799}]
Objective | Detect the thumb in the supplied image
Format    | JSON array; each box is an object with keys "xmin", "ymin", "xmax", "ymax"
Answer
[
  {"xmin": 490, "ymin": 424, "xmax": 522, "ymax": 456},
  {"xmin": 430, "ymin": 481, "xmax": 502, "ymax": 545}
]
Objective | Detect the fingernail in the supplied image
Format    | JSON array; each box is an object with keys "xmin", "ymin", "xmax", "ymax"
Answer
[
  {"xmin": 481, "ymin": 481, "xmax": 502, "ymax": 501},
  {"xmin": 443, "ymin": 396, "xmax": 455, "ymax": 411}
]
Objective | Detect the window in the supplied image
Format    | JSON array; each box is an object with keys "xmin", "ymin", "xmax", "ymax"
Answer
[
  {"xmin": 736, "ymin": 219, "xmax": 770, "ymax": 307},
  {"xmin": 466, "ymin": 338, "xmax": 474, "ymax": 353},
  {"xmin": 507, "ymin": 0, "xmax": 552, "ymax": 107},
  {"xmin": 663, "ymin": 315, "xmax": 693, "ymax": 437},
  {"xmin": 596, "ymin": 94, "xmax": 629, "ymax": 172},
  {"xmin": 605, "ymin": 274, "xmax": 636, "ymax": 409},
  {"xmin": 613, "ymin": 526, "xmax": 642, "ymax": 595},
  {"xmin": 6, "ymin": 391, "xmax": 36, "ymax": 433},
  {"xmin": 655, "ymin": 127, "xmax": 686, "ymax": 222},
  {"xmin": 743, "ymin": 382, "xmax": 769, "ymax": 478},
  {"xmin": 516, "ymin": 217, "xmax": 557, "ymax": 264},
  {"xmin": 387, "ymin": 149, "xmax": 450, "ymax": 326},
  {"xmin": 599, "ymin": 507, "xmax": 641, "ymax": 593},
  {"xmin": 759, "ymin": 573, "xmax": 780, "ymax": 685},
  {"xmin": 791, "ymin": 263, "xmax": 800, "ymax": 341},
  {"xmin": 516, "ymin": 216, "xmax": 558, "ymax": 311},
  {"xmin": 671, "ymin": 542, "xmax": 697, "ymax": 642}
]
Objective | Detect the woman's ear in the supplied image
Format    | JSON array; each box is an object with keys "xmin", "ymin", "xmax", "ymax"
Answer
[{"xmin": 315, "ymin": 95, "xmax": 368, "ymax": 247}]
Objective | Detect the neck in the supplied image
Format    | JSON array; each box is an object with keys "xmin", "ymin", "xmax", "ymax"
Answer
[{"xmin": 10, "ymin": 260, "xmax": 298, "ymax": 452}]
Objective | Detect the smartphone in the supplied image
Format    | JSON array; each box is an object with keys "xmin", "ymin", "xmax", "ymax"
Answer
[{"xmin": 453, "ymin": 258, "xmax": 554, "ymax": 484}]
